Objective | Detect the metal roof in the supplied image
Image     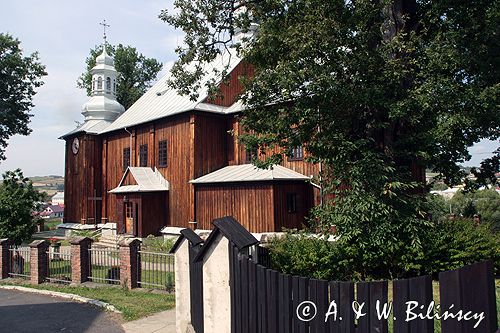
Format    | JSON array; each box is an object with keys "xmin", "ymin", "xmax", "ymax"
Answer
[
  {"xmin": 109, "ymin": 167, "xmax": 169, "ymax": 194},
  {"xmin": 101, "ymin": 52, "xmax": 243, "ymax": 134},
  {"xmin": 190, "ymin": 164, "xmax": 311, "ymax": 184},
  {"xmin": 60, "ymin": 119, "xmax": 113, "ymax": 138}
]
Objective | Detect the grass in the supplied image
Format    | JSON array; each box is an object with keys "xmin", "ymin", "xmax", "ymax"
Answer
[{"xmin": 0, "ymin": 280, "xmax": 175, "ymax": 321}]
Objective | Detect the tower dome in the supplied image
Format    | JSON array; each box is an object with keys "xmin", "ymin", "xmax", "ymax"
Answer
[{"xmin": 81, "ymin": 42, "xmax": 125, "ymax": 122}]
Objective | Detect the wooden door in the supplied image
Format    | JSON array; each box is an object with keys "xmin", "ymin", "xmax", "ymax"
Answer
[{"xmin": 125, "ymin": 202, "xmax": 133, "ymax": 234}]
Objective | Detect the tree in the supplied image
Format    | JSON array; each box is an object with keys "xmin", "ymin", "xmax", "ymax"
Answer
[
  {"xmin": 77, "ymin": 44, "xmax": 163, "ymax": 109},
  {"xmin": 161, "ymin": 1, "xmax": 499, "ymax": 277},
  {"xmin": 0, "ymin": 33, "xmax": 46, "ymax": 161},
  {"xmin": 0, "ymin": 169, "xmax": 43, "ymax": 245}
]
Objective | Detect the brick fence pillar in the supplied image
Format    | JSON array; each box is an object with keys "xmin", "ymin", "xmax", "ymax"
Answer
[
  {"xmin": 29, "ymin": 240, "xmax": 49, "ymax": 284},
  {"xmin": 119, "ymin": 238, "xmax": 141, "ymax": 289},
  {"xmin": 0, "ymin": 239, "xmax": 12, "ymax": 279},
  {"xmin": 70, "ymin": 237, "xmax": 93, "ymax": 284}
]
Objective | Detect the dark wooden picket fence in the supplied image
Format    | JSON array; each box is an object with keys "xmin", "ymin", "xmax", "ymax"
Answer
[
  {"xmin": 230, "ymin": 244, "xmax": 498, "ymax": 333},
  {"xmin": 189, "ymin": 241, "xmax": 204, "ymax": 333}
]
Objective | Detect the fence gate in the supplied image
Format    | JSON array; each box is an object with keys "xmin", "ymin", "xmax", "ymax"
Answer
[{"xmin": 189, "ymin": 241, "xmax": 204, "ymax": 333}]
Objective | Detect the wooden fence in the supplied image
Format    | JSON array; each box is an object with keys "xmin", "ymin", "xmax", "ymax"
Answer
[{"xmin": 229, "ymin": 244, "xmax": 498, "ymax": 333}]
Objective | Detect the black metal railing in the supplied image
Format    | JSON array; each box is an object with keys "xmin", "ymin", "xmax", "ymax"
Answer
[
  {"xmin": 8, "ymin": 247, "xmax": 30, "ymax": 279},
  {"xmin": 46, "ymin": 248, "xmax": 71, "ymax": 283},
  {"xmin": 137, "ymin": 250, "xmax": 175, "ymax": 291},
  {"xmin": 88, "ymin": 247, "xmax": 120, "ymax": 284}
]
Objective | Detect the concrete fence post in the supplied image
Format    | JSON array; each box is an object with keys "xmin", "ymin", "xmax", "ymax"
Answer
[
  {"xmin": 70, "ymin": 237, "xmax": 93, "ymax": 284},
  {"xmin": 0, "ymin": 239, "xmax": 12, "ymax": 279},
  {"xmin": 119, "ymin": 238, "xmax": 141, "ymax": 289},
  {"xmin": 29, "ymin": 240, "xmax": 49, "ymax": 284}
]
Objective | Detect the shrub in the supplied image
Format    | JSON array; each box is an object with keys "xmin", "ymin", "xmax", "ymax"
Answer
[{"xmin": 142, "ymin": 235, "xmax": 175, "ymax": 252}]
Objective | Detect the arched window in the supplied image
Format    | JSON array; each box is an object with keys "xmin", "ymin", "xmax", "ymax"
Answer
[
  {"xmin": 97, "ymin": 77, "xmax": 102, "ymax": 90},
  {"xmin": 106, "ymin": 77, "xmax": 111, "ymax": 91},
  {"xmin": 113, "ymin": 79, "xmax": 116, "ymax": 92}
]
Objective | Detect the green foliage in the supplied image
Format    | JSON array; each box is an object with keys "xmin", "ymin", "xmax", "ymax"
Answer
[
  {"xmin": 142, "ymin": 235, "xmax": 175, "ymax": 252},
  {"xmin": 269, "ymin": 218, "xmax": 499, "ymax": 281},
  {"xmin": 0, "ymin": 33, "xmax": 46, "ymax": 160},
  {"xmin": 77, "ymin": 44, "xmax": 162, "ymax": 109},
  {"xmin": 451, "ymin": 189, "xmax": 500, "ymax": 230},
  {"xmin": 422, "ymin": 219, "xmax": 500, "ymax": 277},
  {"xmin": 0, "ymin": 169, "xmax": 43, "ymax": 245}
]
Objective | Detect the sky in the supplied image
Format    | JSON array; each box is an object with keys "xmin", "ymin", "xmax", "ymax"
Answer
[{"xmin": 0, "ymin": 1, "xmax": 497, "ymax": 176}]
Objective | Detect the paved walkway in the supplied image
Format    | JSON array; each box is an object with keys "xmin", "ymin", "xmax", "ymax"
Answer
[
  {"xmin": 0, "ymin": 289, "xmax": 124, "ymax": 332},
  {"xmin": 122, "ymin": 309, "xmax": 176, "ymax": 333}
]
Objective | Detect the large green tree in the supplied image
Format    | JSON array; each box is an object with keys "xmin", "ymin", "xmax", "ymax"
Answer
[
  {"xmin": 0, "ymin": 169, "xmax": 43, "ymax": 245},
  {"xmin": 77, "ymin": 44, "xmax": 163, "ymax": 110},
  {"xmin": 162, "ymin": 1, "xmax": 499, "ymax": 276},
  {"xmin": 0, "ymin": 33, "xmax": 46, "ymax": 161}
]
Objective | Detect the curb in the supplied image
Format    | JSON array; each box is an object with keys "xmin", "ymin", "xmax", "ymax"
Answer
[{"xmin": 0, "ymin": 285, "xmax": 122, "ymax": 314}]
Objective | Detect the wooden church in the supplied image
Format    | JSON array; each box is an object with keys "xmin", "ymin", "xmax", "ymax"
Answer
[{"xmin": 61, "ymin": 40, "xmax": 320, "ymax": 237}]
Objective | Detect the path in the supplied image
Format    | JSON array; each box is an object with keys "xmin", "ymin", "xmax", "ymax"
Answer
[
  {"xmin": 0, "ymin": 289, "xmax": 124, "ymax": 333},
  {"xmin": 122, "ymin": 309, "xmax": 176, "ymax": 333}
]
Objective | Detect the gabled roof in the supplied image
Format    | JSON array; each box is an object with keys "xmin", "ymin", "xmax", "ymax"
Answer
[
  {"xmin": 190, "ymin": 164, "xmax": 311, "ymax": 184},
  {"xmin": 60, "ymin": 119, "xmax": 113, "ymax": 139},
  {"xmin": 169, "ymin": 228, "xmax": 204, "ymax": 254},
  {"xmin": 109, "ymin": 167, "xmax": 169, "ymax": 194},
  {"xmin": 194, "ymin": 216, "xmax": 259, "ymax": 262},
  {"xmin": 101, "ymin": 52, "xmax": 243, "ymax": 134}
]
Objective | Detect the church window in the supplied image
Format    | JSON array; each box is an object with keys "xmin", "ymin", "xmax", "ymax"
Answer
[
  {"xmin": 139, "ymin": 144, "xmax": 148, "ymax": 167},
  {"xmin": 288, "ymin": 145, "xmax": 303, "ymax": 161},
  {"xmin": 123, "ymin": 148, "xmax": 130, "ymax": 171},
  {"xmin": 106, "ymin": 77, "xmax": 111, "ymax": 91},
  {"xmin": 92, "ymin": 80, "xmax": 95, "ymax": 91},
  {"xmin": 158, "ymin": 140, "xmax": 168, "ymax": 167},
  {"xmin": 113, "ymin": 80, "xmax": 116, "ymax": 92},
  {"xmin": 97, "ymin": 77, "xmax": 103, "ymax": 90}
]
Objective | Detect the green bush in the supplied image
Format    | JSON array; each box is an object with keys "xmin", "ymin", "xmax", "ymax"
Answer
[
  {"xmin": 142, "ymin": 235, "xmax": 175, "ymax": 252},
  {"xmin": 421, "ymin": 218, "xmax": 500, "ymax": 277},
  {"xmin": 269, "ymin": 219, "xmax": 500, "ymax": 281},
  {"xmin": 269, "ymin": 232, "xmax": 359, "ymax": 281}
]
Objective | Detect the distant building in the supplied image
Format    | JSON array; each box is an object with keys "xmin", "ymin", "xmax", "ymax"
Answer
[
  {"xmin": 40, "ymin": 204, "xmax": 64, "ymax": 219},
  {"xmin": 51, "ymin": 192, "xmax": 64, "ymax": 205}
]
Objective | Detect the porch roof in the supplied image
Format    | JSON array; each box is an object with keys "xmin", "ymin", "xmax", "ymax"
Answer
[
  {"xmin": 109, "ymin": 167, "xmax": 169, "ymax": 194},
  {"xmin": 189, "ymin": 164, "xmax": 311, "ymax": 184}
]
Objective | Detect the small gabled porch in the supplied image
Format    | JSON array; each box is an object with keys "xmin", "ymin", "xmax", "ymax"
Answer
[{"xmin": 109, "ymin": 167, "xmax": 169, "ymax": 237}]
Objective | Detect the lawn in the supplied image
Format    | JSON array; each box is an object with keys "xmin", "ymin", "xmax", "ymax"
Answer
[{"xmin": 0, "ymin": 281, "xmax": 175, "ymax": 321}]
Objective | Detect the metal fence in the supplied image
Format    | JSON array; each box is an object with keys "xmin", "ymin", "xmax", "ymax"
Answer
[
  {"xmin": 46, "ymin": 247, "xmax": 71, "ymax": 284},
  {"xmin": 88, "ymin": 247, "xmax": 120, "ymax": 284},
  {"xmin": 138, "ymin": 250, "xmax": 175, "ymax": 291},
  {"xmin": 8, "ymin": 247, "xmax": 30, "ymax": 279}
]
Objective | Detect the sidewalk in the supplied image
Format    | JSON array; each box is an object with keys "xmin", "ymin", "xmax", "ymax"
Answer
[{"xmin": 122, "ymin": 309, "xmax": 175, "ymax": 333}]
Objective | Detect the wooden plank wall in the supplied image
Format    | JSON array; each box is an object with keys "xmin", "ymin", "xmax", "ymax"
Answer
[
  {"xmin": 273, "ymin": 182, "xmax": 314, "ymax": 230},
  {"xmin": 102, "ymin": 114, "xmax": 192, "ymax": 229},
  {"xmin": 140, "ymin": 192, "xmax": 168, "ymax": 237},
  {"xmin": 64, "ymin": 134, "xmax": 102, "ymax": 224},
  {"xmin": 205, "ymin": 61, "xmax": 254, "ymax": 107},
  {"xmin": 195, "ymin": 183, "xmax": 275, "ymax": 232},
  {"xmin": 194, "ymin": 113, "xmax": 228, "ymax": 178}
]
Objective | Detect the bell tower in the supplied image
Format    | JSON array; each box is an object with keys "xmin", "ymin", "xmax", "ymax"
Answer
[{"xmin": 81, "ymin": 20, "xmax": 125, "ymax": 122}]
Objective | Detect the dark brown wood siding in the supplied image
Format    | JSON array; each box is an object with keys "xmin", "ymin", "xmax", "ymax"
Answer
[
  {"xmin": 195, "ymin": 183, "xmax": 275, "ymax": 233},
  {"xmin": 140, "ymin": 192, "xmax": 168, "ymax": 237},
  {"xmin": 194, "ymin": 113, "xmax": 229, "ymax": 178},
  {"xmin": 102, "ymin": 114, "xmax": 192, "ymax": 229},
  {"xmin": 64, "ymin": 134, "xmax": 102, "ymax": 224},
  {"xmin": 273, "ymin": 182, "xmax": 314, "ymax": 230},
  {"xmin": 204, "ymin": 62, "xmax": 254, "ymax": 107}
]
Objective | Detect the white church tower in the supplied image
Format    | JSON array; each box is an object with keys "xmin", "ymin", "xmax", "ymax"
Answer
[{"xmin": 81, "ymin": 21, "xmax": 124, "ymax": 122}]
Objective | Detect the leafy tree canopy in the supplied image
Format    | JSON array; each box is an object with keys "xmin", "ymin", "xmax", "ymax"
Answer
[
  {"xmin": 77, "ymin": 44, "xmax": 163, "ymax": 110},
  {"xmin": 0, "ymin": 33, "xmax": 46, "ymax": 161},
  {"xmin": 0, "ymin": 169, "xmax": 43, "ymax": 245},
  {"xmin": 162, "ymin": 0, "xmax": 499, "ymax": 276}
]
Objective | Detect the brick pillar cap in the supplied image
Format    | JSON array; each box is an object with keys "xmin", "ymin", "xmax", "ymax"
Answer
[
  {"xmin": 29, "ymin": 240, "xmax": 49, "ymax": 248},
  {"xmin": 69, "ymin": 236, "xmax": 94, "ymax": 245},
  {"xmin": 118, "ymin": 238, "xmax": 142, "ymax": 247},
  {"xmin": 0, "ymin": 239, "xmax": 11, "ymax": 245}
]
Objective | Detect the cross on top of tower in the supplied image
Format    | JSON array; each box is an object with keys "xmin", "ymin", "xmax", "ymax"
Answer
[{"xmin": 99, "ymin": 19, "xmax": 110, "ymax": 46}]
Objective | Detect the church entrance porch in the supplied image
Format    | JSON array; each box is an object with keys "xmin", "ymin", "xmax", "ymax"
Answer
[{"xmin": 109, "ymin": 167, "xmax": 170, "ymax": 237}]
